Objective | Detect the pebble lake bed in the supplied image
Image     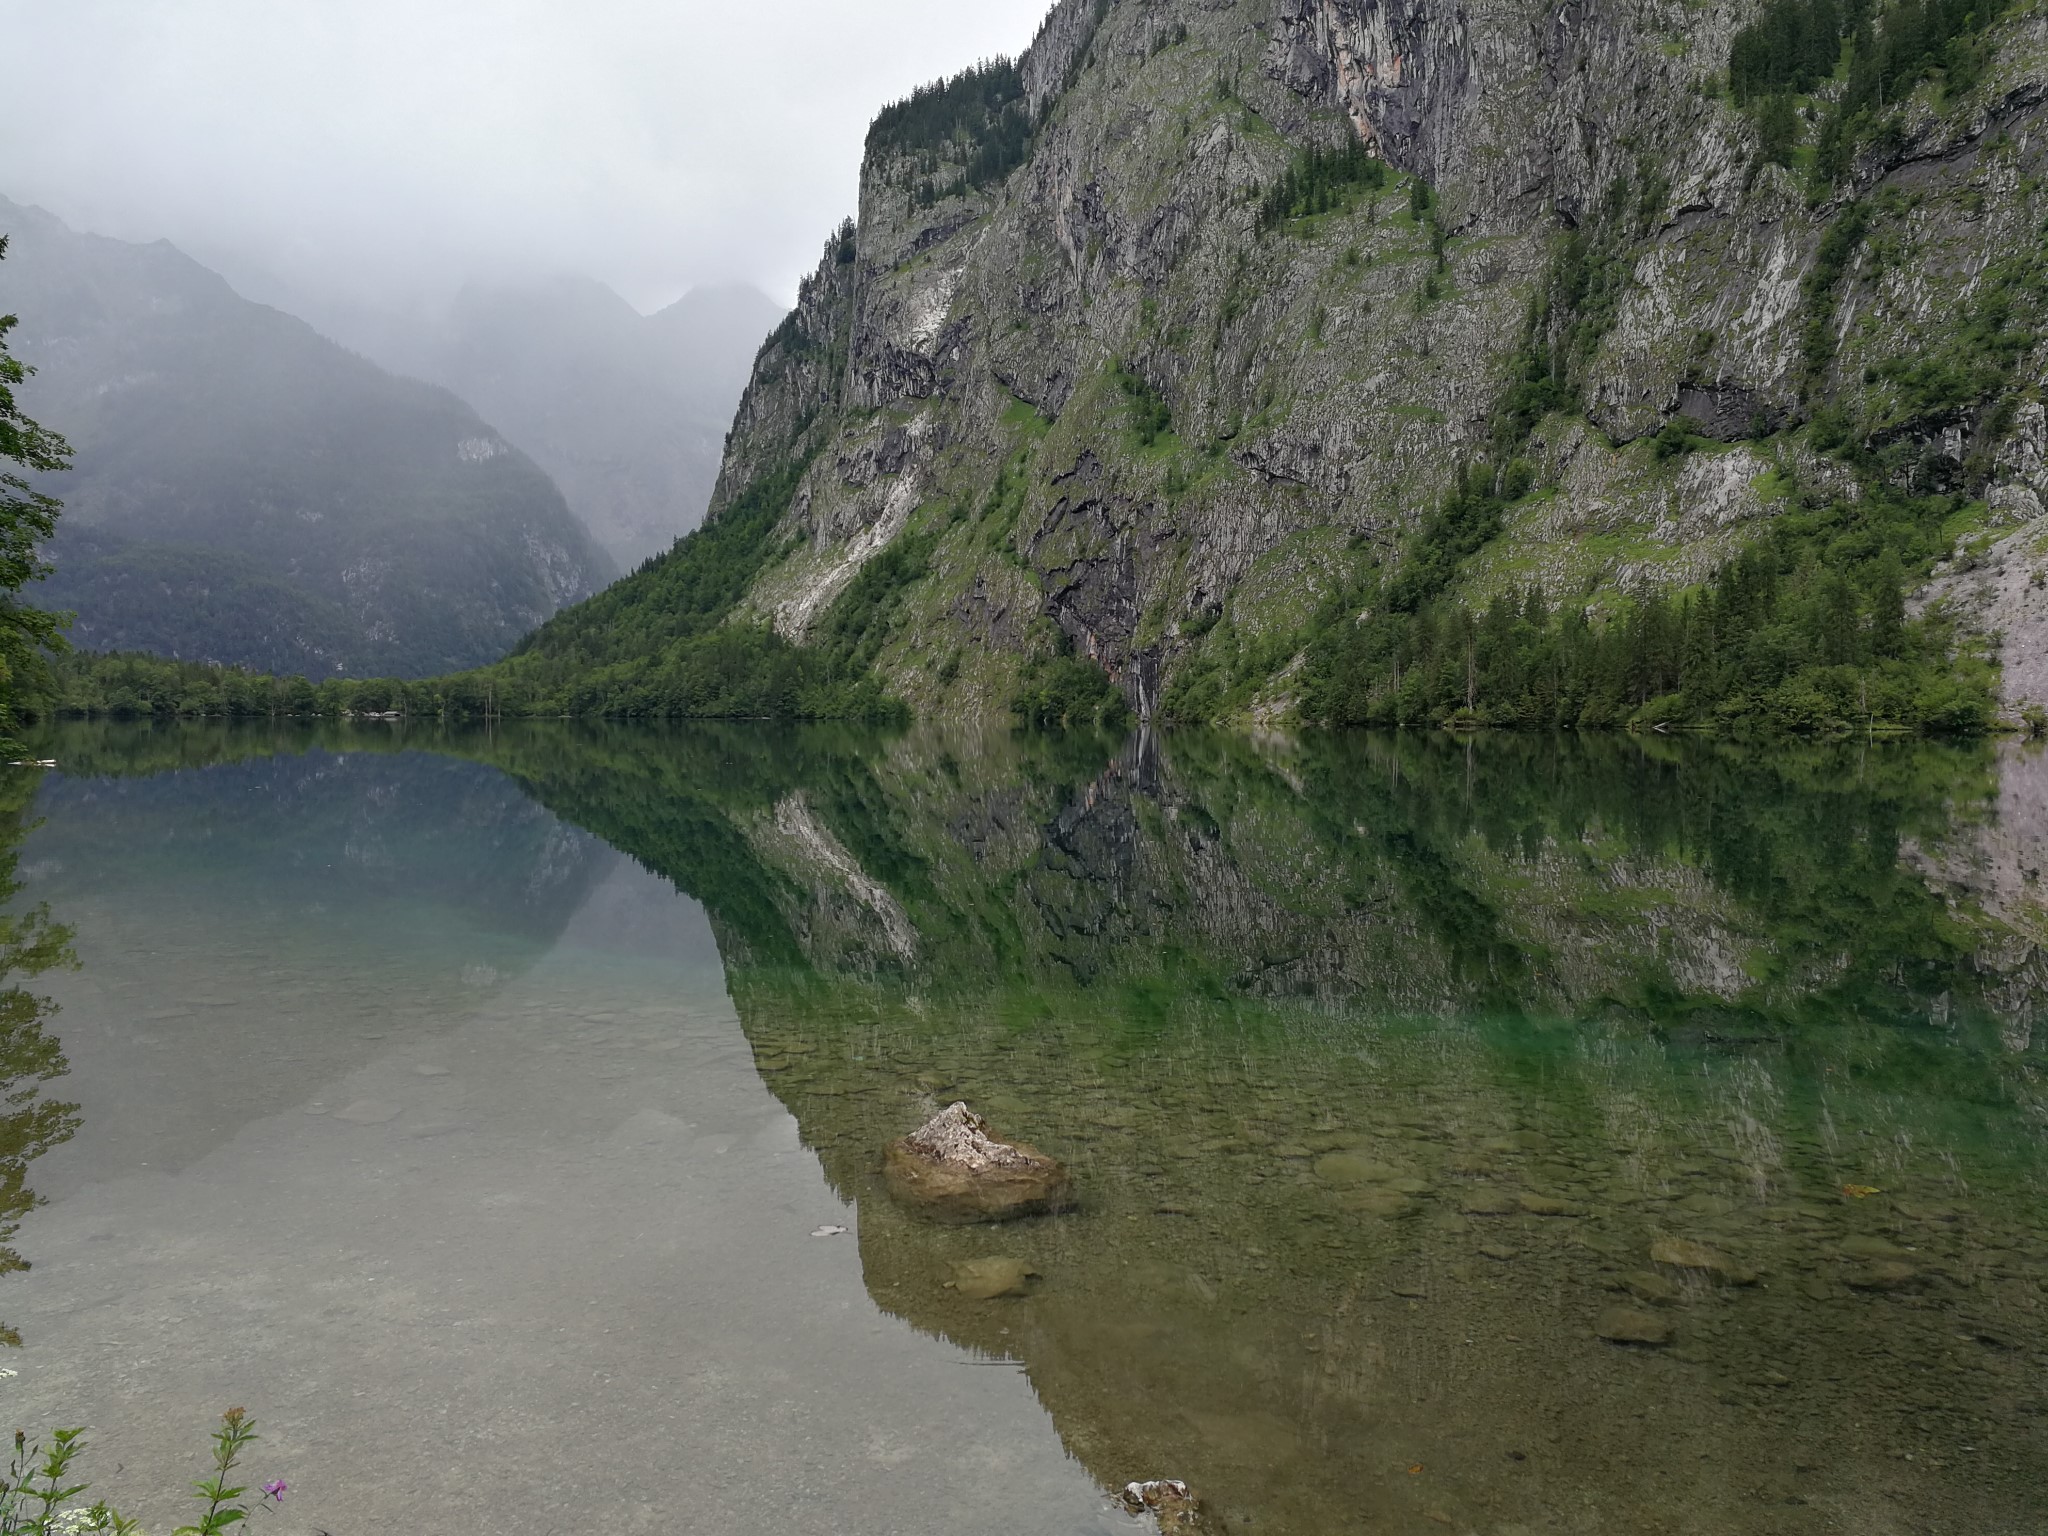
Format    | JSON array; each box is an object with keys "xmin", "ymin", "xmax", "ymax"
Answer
[{"xmin": 0, "ymin": 721, "xmax": 2042, "ymax": 1533}]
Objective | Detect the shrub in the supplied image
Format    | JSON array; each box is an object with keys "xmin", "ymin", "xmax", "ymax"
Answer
[{"xmin": 1013, "ymin": 651, "xmax": 1130, "ymax": 729}]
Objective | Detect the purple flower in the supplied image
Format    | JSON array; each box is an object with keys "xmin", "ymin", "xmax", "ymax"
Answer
[{"xmin": 262, "ymin": 1480, "xmax": 287, "ymax": 1503}]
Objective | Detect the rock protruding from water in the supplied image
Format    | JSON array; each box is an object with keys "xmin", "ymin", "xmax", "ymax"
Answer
[{"xmin": 883, "ymin": 1103, "xmax": 1074, "ymax": 1223}]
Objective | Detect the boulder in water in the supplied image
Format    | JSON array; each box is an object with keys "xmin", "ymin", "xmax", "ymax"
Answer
[{"xmin": 883, "ymin": 1103, "xmax": 1073, "ymax": 1223}]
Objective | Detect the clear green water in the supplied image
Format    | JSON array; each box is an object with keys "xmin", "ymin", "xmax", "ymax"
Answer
[{"xmin": 2, "ymin": 722, "xmax": 2044, "ymax": 1534}]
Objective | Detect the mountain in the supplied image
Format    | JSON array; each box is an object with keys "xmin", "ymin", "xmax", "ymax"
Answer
[
  {"xmin": 0, "ymin": 197, "xmax": 613, "ymax": 678},
  {"xmin": 423, "ymin": 276, "xmax": 785, "ymax": 569},
  {"xmin": 495, "ymin": 0, "xmax": 2048, "ymax": 733}
]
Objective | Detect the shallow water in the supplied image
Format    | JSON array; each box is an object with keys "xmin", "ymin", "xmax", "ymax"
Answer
[{"xmin": 2, "ymin": 723, "xmax": 2044, "ymax": 1534}]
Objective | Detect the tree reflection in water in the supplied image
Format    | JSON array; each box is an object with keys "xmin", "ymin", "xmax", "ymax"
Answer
[{"xmin": 0, "ymin": 768, "xmax": 79, "ymax": 1348}]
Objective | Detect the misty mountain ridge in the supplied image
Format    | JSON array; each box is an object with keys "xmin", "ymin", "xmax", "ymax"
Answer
[
  {"xmin": 217, "ymin": 260, "xmax": 786, "ymax": 569},
  {"xmin": 0, "ymin": 195, "xmax": 612, "ymax": 677},
  {"xmin": 430, "ymin": 274, "xmax": 785, "ymax": 568}
]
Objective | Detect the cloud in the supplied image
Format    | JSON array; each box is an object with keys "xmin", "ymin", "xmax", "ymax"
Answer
[{"xmin": 0, "ymin": 0, "xmax": 1054, "ymax": 309}]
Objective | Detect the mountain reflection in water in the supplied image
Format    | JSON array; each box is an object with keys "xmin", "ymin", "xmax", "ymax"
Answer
[{"xmin": 17, "ymin": 722, "xmax": 2048, "ymax": 1534}]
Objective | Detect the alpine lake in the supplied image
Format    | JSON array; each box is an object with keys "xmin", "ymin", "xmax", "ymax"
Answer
[{"xmin": 0, "ymin": 721, "xmax": 2043, "ymax": 1535}]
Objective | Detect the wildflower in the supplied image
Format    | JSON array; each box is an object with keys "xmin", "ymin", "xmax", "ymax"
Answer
[
  {"xmin": 262, "ymin": 1479, "xmax": 287, "ymax": 1503},
  {"xmin": 48, "ymin": 1510, "xmax": 122, "ymax": 1535}
]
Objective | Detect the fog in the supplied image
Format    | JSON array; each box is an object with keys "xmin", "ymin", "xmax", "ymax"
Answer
[{"xmin": 0, "ymin": 0, "xmax": 1054, "ymax": 313}]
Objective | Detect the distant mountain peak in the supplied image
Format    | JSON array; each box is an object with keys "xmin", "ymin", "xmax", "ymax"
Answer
[{"xmin": 0, "ymin": 197, "xmax": 613, "ymax": 678}]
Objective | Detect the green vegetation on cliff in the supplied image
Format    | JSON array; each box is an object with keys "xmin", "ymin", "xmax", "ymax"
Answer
[
  {"xmin": 1729, "ymin": 0, "xmax": 1853, "ymax": 104},
  {"xmin": 1257, "ymin": 140, "xmax": 1389, "ymax": 232},
  {"xmin": 307, "ymin": 456, "xmax": 875, "ymax": 720},
  {"xmin": 870, "ymin": 59, "xmax": 1034, "ymax": 206},
  {"xmin": 1732, "ymin": 0, "xmax": 2020, "ymax": 184},
  {"xmin": 1299, "ymin": 477, "xmax": 1992, "ymax": 732}
]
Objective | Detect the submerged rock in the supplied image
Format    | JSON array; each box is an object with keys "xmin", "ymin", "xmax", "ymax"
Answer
[
  {"xmin": 1313, "ymin": 1152, "xmax": 1399, "ymax": 1185},
  {"xmin": 1839, "ymin": 1234, "xmax": 1908, "ymax": 1261},
  {"xmin": 883, "ymin": 1103, "xmax": 1074, "ymax": 1223},
  {"xmin": 1595, "ymin": 1306, "xmax": 1673, "ymax": 1347},
  {"xmin": 1615, "ymin": 1270, "xmax": 1682, "ymax": 1305},
  {"xmin": 1339, "ymin": 1188, "xmax": 1416, "ymax": 1219},
  {"xmin": 1459, "ymin": 1187, "xmax": 1518, "ymax": 1216},
  {"xmin": 1676, "ymin": 1193, "xmax": 1737, "ymax": 1217},
  {"xmin": 948, "ymin": 1256, "xmax": 1039, "ymax": 1299},
  {"xmin": 1650, "ymin": 1235, "xmax": 1759, "ymax": 1285},
  {"xmin": 1846, "ymin": 1260, "xmax": 1922, "ymax": 1292}
]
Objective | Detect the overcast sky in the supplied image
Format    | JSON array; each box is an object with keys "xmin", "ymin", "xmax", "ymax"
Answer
[{"xmin": 0, "ymin": 0, "xmax": 1053, "ymax": 314}]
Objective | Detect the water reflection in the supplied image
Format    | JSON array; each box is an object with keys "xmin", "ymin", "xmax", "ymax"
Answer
[
  {"xmin": 22, "ymin": 722, "xmax": 2048, "ymax": 1534},
  {"xmin": 8, "ymin": 735, "xmax": 1120, "ymax": 1535},
  {"xmin": 457, "ymin": 723, "xmax": 2048, "ymax": 1535},
  {"xmin": 0, "ymin": 766, "xmax": 79, "ymax": 1348}
]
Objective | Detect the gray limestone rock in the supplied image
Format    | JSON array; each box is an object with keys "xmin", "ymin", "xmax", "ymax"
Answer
[{"xmin": 883, "ymin": 1103, "xmax": 1075, "ymax": 1223}]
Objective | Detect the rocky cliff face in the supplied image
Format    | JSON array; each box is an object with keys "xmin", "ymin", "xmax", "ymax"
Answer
[{"xmin": 706, "ymin": 0, "xmax": 2048, "ymax": 720}]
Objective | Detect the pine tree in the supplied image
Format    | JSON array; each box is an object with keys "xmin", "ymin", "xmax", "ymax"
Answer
[{"xmin": 0, "ymin": 236, "xmax": 72, "ymax": 749}]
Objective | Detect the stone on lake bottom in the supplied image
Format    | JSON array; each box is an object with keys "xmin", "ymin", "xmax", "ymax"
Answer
[
  {"xmin": 1650, "ymin": 1235, "xmax": 1758, "ymax": 1285},
  {"xmin": 1460, "ymin": 1188, "xmax": 1518, "ymax": 1216},
  {"xmin": 1596, "ymin": 1306, "xmax": 1673, "ymax": 1346},
  {"xmin": 1313, "ymin": 1153, "xmax": 1400, "ymax": 1185},
  {"xmin": 1616, "ymin": 1270, "xmax": 1682, "ymax": 1305},
  {"xmin": 1339, "ymin": 1189, "xmax": 1416, "ymax": 1218},
  {"xmin": 883, "ymin": 1103, "xmax": 1073, "ymax": 1223},
  {"xmin": 1676, "ymin": 1193, "xmax": 1736, "ymax": 1217},
  {"xmin": 1846, "ymin": 1260, "xmax": 1921, "ymax": 1292},
  {"xmin": 948, "ymin": 1256, "xmax": 1038, "ymax": 1300},
  {"xmin": 1893, "ymin": 1201, "xmax": 1958, "ymax": 1223}
]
